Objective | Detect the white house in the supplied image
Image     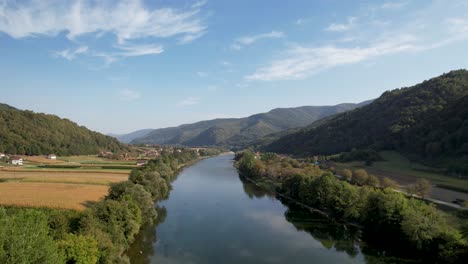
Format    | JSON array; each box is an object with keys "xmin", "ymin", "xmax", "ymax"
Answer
[
  {"xmin": 11, "ymin": 156, "xmax": 23, "ymax": 166},
  {"xmin": 48, "ymin": 154, "xmax": 57, "ymax": 160},
  {"xmin": 136, "ymin": 160, "xmax": 147, "ymax": 166}
]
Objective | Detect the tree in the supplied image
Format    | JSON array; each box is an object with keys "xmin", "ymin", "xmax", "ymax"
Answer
[
  {"xmin": 366, "ymin": 175, "xmax": 380, "ymax": 187},
  {"xmin": 381, "ymin": 177, "xmax": 399, "ymax": 189},
  {"xmin": 401, "ymin": 200, "xmax": 452, "ymax": 249},
  {"xmin": 59, "ymin": 233, "xmax": 99, "ymax": 264},
  {"xmin": 340, "ymin": 169, "xmax": 352, "ymax": 181},
  {"xmin": 352, "ymin": 169, "xmax": 369, "ymax": 186},
  {"xmin": 0, "ymin": 209, "xmax": 64, "ymax": 264},
  {"xmin": 461, "ymin": 221, "xmax": 468, "ymax": 240},
  {"xmin": 413, "ymin": 178, "xmax": 432, "ymax": 198}
]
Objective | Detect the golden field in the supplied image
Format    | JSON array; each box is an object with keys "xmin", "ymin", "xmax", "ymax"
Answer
[
  {"xmin": 0, "ymin": 170, "xmax": 128, "ymax": 185},
  {"xmin": 0, "ymin": 182, "xmax": 109, "ymax": 210},
  {"xmin": 0, "ymin": 167, "xmax": 129, "ymax": 210}
]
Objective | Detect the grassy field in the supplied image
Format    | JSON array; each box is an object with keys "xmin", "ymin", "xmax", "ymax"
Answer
[
  {"xmin": 0, "ymin": 155, "xmax": 132, "ymax": 210},
  {"xmin": 0, "ymin": 182, "xmax": 109, "ymax": 210},
  {"xmin": 333, "ymin": 151, "xmax": 468, "ymax": 193},
  {"xmin": 57, "ymin": 155, "xmax": 135, "ymax": 165}
]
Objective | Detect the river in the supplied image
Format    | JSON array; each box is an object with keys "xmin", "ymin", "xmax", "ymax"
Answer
[{"xmin": 127, "ymin": 155, "xmax": 411, "ymax": 263}]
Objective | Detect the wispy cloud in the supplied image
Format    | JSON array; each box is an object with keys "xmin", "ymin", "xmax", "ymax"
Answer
[
  {"xmin": 246, "ymin": 36, "xmax": 420, "ymax": 81},
  {"xmin": 0, "ymin": 0, "xmax": 206, "ymax": 62},
  {"xmin": 231, "ymin": 31, "xmax": 285, "ymax": 50},
  {"xmin": 221, "ymin": 61, "xmax": 232, "ymax": 67},
  {"xmin": 196, "ymin": 71, "xmax": 208, "ymax": 77},
  {"xmin": 119, "ymin": 89, "xmax": 141, "ymax": 101},
  {"xmin": 115, "ymin": 43, "xmax": 164, "ymax": 57},
  {"xmin": 247, "ymin": 1, "xmax": 468, "ymax": 81},
  {"xmin": 177, "ymin": 97, "xmax": 201, "ymax": 106},
  {"xmin": 325, "ymin": 17, "xmax": 356, "ymax": 32},
  {"xmin": 54, "ymin": 46, "xmax": 88, "ymax": 60}
]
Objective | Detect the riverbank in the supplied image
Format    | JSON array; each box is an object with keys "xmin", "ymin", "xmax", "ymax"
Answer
[
  {"xmin": 235, "ymin": 150, "xmax": 468, "ymax": 263},
  {"xmin": 127, "ymin": 154, "xmax": 387, "ymax": 264},
  {"xmin": 0, "ymin": 149, "xmax": 221, "ymax": 263}
]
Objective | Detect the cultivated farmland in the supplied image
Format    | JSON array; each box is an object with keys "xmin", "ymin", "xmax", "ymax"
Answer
[
  {"xmin": 0, "ymin": 182, "xmax": 109, "ymax": 210},
  {"xmin": 0, "ymin": 155, "xmax": 134, "ymax": 210}
]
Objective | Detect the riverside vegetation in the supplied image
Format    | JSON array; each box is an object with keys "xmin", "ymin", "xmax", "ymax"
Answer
[
  {"xmin": 0, "ymin": 149, "xmax": 220, "ymax": 263},
  {"xmin": 235, "ymin": 150, "xmax": 468, "ymax": 263}
]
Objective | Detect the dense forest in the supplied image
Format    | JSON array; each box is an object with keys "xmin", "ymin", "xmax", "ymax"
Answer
[
  {"xmin": 0, "ymin": 149, "xmax": 216, "ymax": 263},
  {"xmin": 264, "ymin": 70, "xmax": 468, "ymax": 173},
  {"xmin": 0, "ymin": 103, "xmax": 124, "ymax": 155},
  {"xmin": 235, "ymin": 150, "xmax": 468, "ymax": 263},
  {"xmin": 129, "ymin": 102, "xmax": 371, "ymax": 148}
]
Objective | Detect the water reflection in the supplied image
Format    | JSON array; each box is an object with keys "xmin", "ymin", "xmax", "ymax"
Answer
[
  {"xmin": 128, "ymin": 155, "xmax": 415, "ymax": 264},
  {"xmin": 126, "ymin": 207, "xmax": 167, "ymax": 263},
  {"xmin": 238, "ymin": 175, "xmax": 418, "ymax": 264}
]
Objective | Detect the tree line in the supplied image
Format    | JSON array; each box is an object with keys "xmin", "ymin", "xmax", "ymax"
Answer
[
  {"xmin": 0, "ymin": 149, "xmax": 216, "ymax": 263},
  {"xmin": 235, "ymin": 150, "xmax": 468, "ymax": 263}
]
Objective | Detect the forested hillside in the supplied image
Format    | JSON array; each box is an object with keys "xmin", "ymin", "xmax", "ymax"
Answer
[
  {"xmin": 130, "ymin": 102, "xmax": 371, "ymax": 148},
  {"xmin": 0, "ymin": 103, "xmax": 124, "ymax": 155},
  {"xmin": 264, "ymin": 70, "xmax": 468, "ymax": 172}
]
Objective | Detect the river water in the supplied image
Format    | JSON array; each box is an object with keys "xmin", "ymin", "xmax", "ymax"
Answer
[{"xmin": 127, "ymin": 155, "xmax": 409, "ymax": 264}]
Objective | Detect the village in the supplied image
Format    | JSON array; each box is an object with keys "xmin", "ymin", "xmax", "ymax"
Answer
[
  {"xmin": 0, "ymin": 145, "xmax": 208, "ymax": 210},
  {"xmin": 0, "ymin": 145, "xmax": 206, "ymax": 168}
]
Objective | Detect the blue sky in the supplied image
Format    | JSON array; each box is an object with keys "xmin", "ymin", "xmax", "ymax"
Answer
[{"xmin": 1, "ymin": 0, "xmax": 468, "ymax": 134}]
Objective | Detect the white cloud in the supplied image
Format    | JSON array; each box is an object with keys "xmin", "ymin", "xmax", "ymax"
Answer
[
  {"xmin": 245, "ymin": 37, "xmax": 420, "ymax": 81},
  {"xmin": 119, "ymin": 89, "xmax": 140, "ymax": 101},
  {"xmin": 325, "ymin": 17, "xmax": 356, "ymax": 32},
  {"xmin": 231, "ymin": 31, "xmax": 285, "ymax": 50},
  {"xmin": 0, "ymin": 0, "xmax": 205, "ymax": 41},
  {"xmin": 247, "ymin": 1, "xmax": 468, "ymax": 81},
  {"xmin": 177, "ymin": 97, "xmax": 201, "ymax": 106},
  {"xmin": 115, "ymin": 43, "xmax": 164, "ymax": 57},
  {"xmin": 54, "ymin": 46, "xmax": 88, "ymax": 60},
  {"xmin": 0, "ymin": 0, "xmax": 206, "ymax": 62}
]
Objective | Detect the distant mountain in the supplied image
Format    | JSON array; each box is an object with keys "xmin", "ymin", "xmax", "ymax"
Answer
[
  {"xmin": 0, "ymin": 103, "xmax": 124, "ymax": 155},
  {"xmin": 109, "ymin": 129, "xmax": 154, "ymax": 144},
  {"xmin": 264, "ymin": 70, "xmax": 468, "ymax": 171},
  {"xmin": 130, "ymin": 101, "xmax": 371, "ymax": 148}
]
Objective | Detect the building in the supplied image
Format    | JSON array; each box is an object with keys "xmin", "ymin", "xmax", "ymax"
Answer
[
  {"xmin": 11, "ymin": 156, "xmax": 23, "ymax": 166},
  {"xmin": 0, "ymin": 153, "xmax": 5, "ymax": 158},
  {"xmin": 48, "ymin": 154, "xmax": 57, "ymax": 160},
  {"xmin": 136, "ymin": 160, "xmax": 147, "ymax": 166}
]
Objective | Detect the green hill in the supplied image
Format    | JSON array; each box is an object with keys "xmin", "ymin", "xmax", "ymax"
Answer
[
  {"xmin": 130, "ymin": 102, "xmax": 371, "ymax": 148},
  {"xmin": 264, "ymin": 70, "xmax": 468, "ymax": 172},
  {"xmin": 0, "ymin": 103, "xmax": 124, "ymax": 155}
]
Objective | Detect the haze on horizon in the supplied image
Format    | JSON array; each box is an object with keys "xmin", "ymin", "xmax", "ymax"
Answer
[{"xmin": 1, "ymin": 0, "xmax": 468, "ymax": 134}]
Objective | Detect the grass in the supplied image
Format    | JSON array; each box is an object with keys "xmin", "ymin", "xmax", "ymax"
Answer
[
  {"xmin": 22, "ymin": 156, "xmax": 62, "ymax": 164},
  {"xmin": 0, "ymin": 182, "xmax": 109, "ymax": 210},
  {"xmin": 333, "ymin": 151, "xmax": 468, "ymax": 193},
  {"xmin": 58, "ymin": 155, "xmax": 134, "ymax": 164}
]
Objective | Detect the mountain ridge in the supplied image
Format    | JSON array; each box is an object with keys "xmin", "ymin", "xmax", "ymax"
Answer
[
  {"xmin": 263, "ymin": 69, "xmax": 468, "ymax": 172},
  {"xmin": 127, "ymin": 101, "xmax": 372, "ymax": 148}
]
